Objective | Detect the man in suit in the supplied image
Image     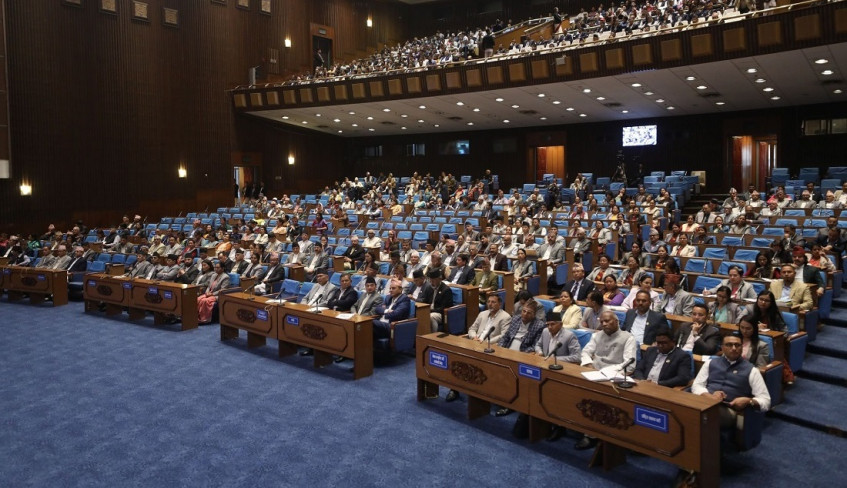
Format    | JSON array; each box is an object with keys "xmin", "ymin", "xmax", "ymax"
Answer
[
  {"xmin": 174, "ymin": 257, "xmax": 203, "ymax": 285},
  {"xmin": 124, "ymin": 248, "xmax": 153, "ymax": 279},
  {"xmin": 304, "ymin": 242, "xmax": 331, "ymax": 282},
  {"xmin": 770, "ymin": 263, "xmax": 814, "ymax": 312},
  {"xmin": 461, "ymin": 222, "xmax": 478, "ymax": 243},
  {"xmin": 633, "ymin": 329, "xmax": 692, "ymax": 387},
  {"xmin": 326, "ymin": 273, "xmax": 357, "ymax": 312},
  {"xmin": 563, "ymin": 263, "xmax": 595, "ymax": 302},
  {"xmin": 446, "ymin": 254, "xmax": 475, "ymax": 285},
  {"xmin": 372, "ymin": 279, "xmax": 412, "ymax": 341},
  {"xmin": 486, "ymin": 243, "xmax": 509, "ymax": 272},
  {"xmin": 493, "ymin": 300, "xmax": 547, "ymax": 416},
  {"xmin": 571, "ymin": 228, "xmax": 592, "ymax": 262},
  {"xmin": 155, "ymin": 254, "xmax": 181, "ymax": 281},
  {"xmin": 537, "ymin": 232, "xmax": 565, "ymax": 279},
  {"xmin": 253, "ymin": 253, "xmax": 285, "ymax": 295},
  {"xmin": 467, "ymin": 294, "xmax": 511, "ymax": 345},
  {"xmin": 241, "ymin": 253, "xmax": 266, "ymax": 281},
  {"xmin": 621, "ymin": 290, "xmax": 670, "ymax": 346},
  {"xmin": 793, "ymin": 249, "xmax": 826, "ymax": 298},
  {"xmin": 231, "ymin": 248, "xmax": 249, "ymax": 275},
  {"xmin": 429, "ymin": 269, "xmax": 454, "ymax": 333},
  {"xmin": 300, "ymin": 271, "xmax": 335, "ymax": 308},
  {"xmin": 406, "ymin": 269, "xmax": 433, "ymax": 304},
  {"xmin": 352, "ymin": 276, "xmax": 384, "ymax": 316},
  {"xmin": 48, "ymin": 245, "xmax": 71, "ymax": 270},
  {"xmin": 533, "ymin": 318, "xmax": 582, "ymax": 440},
  {"xmin": 65, "ymin": 246, "xmax": 88, "ymax": 273},
  {"xmin": 654, "ymin": 274, "xmax": 694, "ymax": 316}
]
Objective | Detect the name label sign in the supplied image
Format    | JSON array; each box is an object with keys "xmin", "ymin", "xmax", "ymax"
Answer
[
  {"xmin": 519, "ymin": 363, "xmax": 541, "ymax": 381},
  {"xmin": 257, "ymin": 309, "xmax": 269, "ymax": 321},
  {"xmin": 123, "ymin": 282, "xmax": 132, "ymax": 289},
  {"xmin": 3, "ymin": 269, "xmax": 10, "ymax": 275},
  {"xmin": 634, "ymin": 406, "xmax": 669, "ymax": 433},
  {"xmin": 163, "ymin": 291, "xmax": 173, "ymax": 300},
  {"xmin": 37, "ymin": 274, "xmax": 46, "ymax": 281},
  {"xmin": 148, "ymin": 286, "xmax": 158, "ymax": 294},
  {"xmin": 88, "ymin": 280, "xmax": 96, "ymax": 287},
  {"xmin": 428, "ymin": 350, "xmax": 448, "ymax": 369},
  {"xmin": 285, "ymin": 315, "xmax": 300, "ymax": 326}
]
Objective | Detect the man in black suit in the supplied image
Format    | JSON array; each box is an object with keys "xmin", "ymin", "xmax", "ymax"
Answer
[
  {"xmin": 254, "ymin": 253, "xmax": 285, "ymax": 295},
  {"xmin": 632, "ymin": 330, "xmax": 692, "ymax": 388},
  {"xmin": 428, "ymin": 269, "xmax": 454, "ymax": 333},
  {"xmin": 65, "ymin": 246, "xmax": 88, "ymax": 273},
  {"xmin": 326, "ymin": 274, "xmax": 357, "ymax": 312},
  {"xmin": 341, "ymin": 235, "xmax": 365, "ymax": 270},
  {"xmin": 562, "ymin": 263, "xmax": 594, "ymax": 302},
  {"xmin": 487, "ymin": 243, "xmax": 508, "ymax": 272},
  {"xmin": 621, "ymin": 290, "xmax": 670, "ymax": 346},
  {"xmin": 406, "ymin": 269, "xmax": 433, "ymax": 304},
  {"xmin": 447, "ymin": 254, "xmax": 475, "ymax": 285},
  {"xmin": 231, "ymin": 249, "xmax": 249, "ymax": 275}
]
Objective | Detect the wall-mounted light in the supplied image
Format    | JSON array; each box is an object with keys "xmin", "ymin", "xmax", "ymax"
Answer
[
  {"xmin": 284, "ymin": 38, "xmax": 291, "ymax": 48},
  {"xmin": 0, "ymin": 159, "xmax": 9, "ymax": 179},
  {"xmin": 19, "ymin": 181, "xmax": 32, "ymax": 196},
  {"xmin": 288, "ymin": 155, "xmax": 295, "ymax": 165},
  {"xmin": 366, "ymin": 17, "xmax": 373, "ymax": 28},
  {"xmin": 178, "ymin": 166, "xmax": 187, "ymax": 178}
]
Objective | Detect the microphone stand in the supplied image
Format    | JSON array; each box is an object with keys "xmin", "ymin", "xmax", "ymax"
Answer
[
  {"xmin": 616, "ymin": 363, "xmax": 635, "ymax": 389},
  {"xmin": 546, "ymin": 341, "xmax": 563, "ymax": 370},
  {"xmin": 483, "ymin": 328, "xmax": 494, "ymax": 354},
  {"xmin": 312, "ymin": 294, "xmax": 323, "ymax": 314}
]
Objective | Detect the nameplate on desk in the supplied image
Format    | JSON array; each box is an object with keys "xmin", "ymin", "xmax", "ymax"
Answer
[
  {"xmin": 2, "ymin": 268, "xmax": 10, "ymax": 275},
  {"xmin": 88, "ymin": 280, "xmax": 96, "ymax": 287},
  {"xmin": 163, "ymin": 291, "xmax": 173, "ymax": 300},
  {"xmin": 148, "ymin": 286, "xmax": 158, "ymax": 294},
  {"xmin": 37, "ymin": 274, "xmax": 46, "ymax": 281},
  {"xmin": 256, "ymin": 309, "xmax": 269, "ymax": 321},
  {"xmin": 123, "ymin": 282, "xmax": 132, "ymax": 289},
  {"xmin": 285, "ymin": 315, "xmax": 300, "ymax": 326},
  {"xmin": 519, "ymin": 363, "xmax": 541, "ymax": 381},
  {"xmin": 634, "ymin": 406, "xmax": 669, "ymax": 433},
  {"xmin": 428, "ymin": 350, "xmax": 448, "ymax": 369}
]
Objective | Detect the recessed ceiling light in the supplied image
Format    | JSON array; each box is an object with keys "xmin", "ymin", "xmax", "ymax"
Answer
[
  {"xmin": 456, "ymin": 101, "xmax": 464, "ymax": 106},
  {"xmin": 401, "ymin": 114, "xmax": 408, "ymax": 118},
  {"xmin": 434, "ymin": 124, "xmax": 440, "ymax": 127},
  {"xmin": 301, "ymin": 121, "xmax": 307, "ymax": 124},
  {"xmin": 382, "ymin": 108, "xmax": 390, "ymax": 112},
  {"xmin": 417, "ymin": 119, "xmax": 424, "ymax": 123},
  {"xmin": 644, "ymin": 91, "xmax": 654, "ymax": 96},
  {"xmin": 282, "ymin": 116, "xmax": 289, "ymax": 120},
  {"xmin": 537, "ymin": 93, "xmax": 546, "ymax": 98},
  {"xmin": 401, "ymin": 127, "xmax": 407, "ymax": 130},
  {"xmin": 540, "ymin": 117, "xmax": 547, "ymax": 120},
  {"xmin": 552, "ymin": 100, "xmax": 561, "ymax": 105},
  {"xmin": 495, "ymin": 98, "xmax": 504, "ymax": 102},
  {"xmin": 352, "ymin": 123, "xmax": 358, "ymax": 127},
  {"xmin": 686, "ymin": 76, "xmax": 696, "ymax": 81},
  {"xmin": 473, "ymin": 108, "xmax": 480, "ymax": 112},
  {"xmin": 583, "ymin": 88, "xmax": 591, "ymax": 93},
  {"xmin": 656, "ymin": 99, "xmax": 665, "ymax": 103},
  {"xmin": 367, "ymin": 116, "xmax": 374, "ymax": 120},
  {"xmin": 369, "ymin": 128, "xmax": 375, "ymax": 132},
  {"xmin": 747, "ymin": 68, "xmax": 758, "ymax": 74},
  {"xmin": 667, "ymin": 106, "xmax": 675, "ymax": 110},
  {"xmin": 716, "ymin": 101, "xmax": 725, "ymax": 106},
  {"xmin": 419, "ymin": 105, "xmax": 426, "ymax": 109},
  {"xmin": 822, "ymin": 70, "xmax": 834, "ymax": 76},
  {"xmin": 696, "ymin": 85, "xmax": 707, "ymax": 90},
  {"xmin": 511, "ymin": 104, "xmax": 519, "ymax": 109},
  {"xmin": 348, "ymin": 111, "xmax": 355, "ymax": 115},
  {"xmin": 755, "ymin": 78, "xmax": 766, "ymax": 83},
  {"xmin": 815, "ymin": 59, "xmax": 829, "ymax": 64},
  {"xmin": 631, "ymin": 83, "xmax": 642, "ymax": 88},
  {"xmin": 770, "ymin": 96, "xmax": 780, "ymax": 100},
  {"xmin": 596, "ymin": 96, "xmax": 605, "ymax": 101},
  {"xmin": 467, "ymin": 122, "xmax": 473, "ymax": 126},
  {"xmin": 835, "ymin": 89, "xmax": 843, "ymax": 94},
  {"xmin": 622, "ymin": 110, "xmax": 629, "ymax": 114},
  {"xmin": 579, "ymin": 113, "xmax": 587, "ymax": 117},
  {"xmin": 315, "ymin": 113, "xmax": 321, "ymax": 117},
  {"xmin": 337, "ymin": 130, "xmax": 343, "ymax": 133},
  {"xmin": 333, "ymin": 118, "xmax": 340, "ymax": 123},
  {"xmin": 566, "ymin": 107, "xmax": 574, "ymax": 111},
  {"xmin": 503, "ymin": 119, "xmax": 510, "ymax": 123},
  {"xmin": 763, "ymin": 87, "xmax": 774, "ymax": 92}
]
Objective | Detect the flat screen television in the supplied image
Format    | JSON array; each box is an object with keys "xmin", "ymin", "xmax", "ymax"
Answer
[{"xmin": 622, "ymin": 125, "xmax": 657, "ymax": 147}]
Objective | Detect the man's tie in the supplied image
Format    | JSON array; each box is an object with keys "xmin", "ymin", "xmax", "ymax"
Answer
[{"xmin": 572, "ymin": 281, "xmax": 581, "ymax": 299}]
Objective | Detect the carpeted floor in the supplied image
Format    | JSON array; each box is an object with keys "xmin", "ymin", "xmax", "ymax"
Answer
[{"xmin": 1, "ymin": 298, "xmax": 844, "ymax": 487}]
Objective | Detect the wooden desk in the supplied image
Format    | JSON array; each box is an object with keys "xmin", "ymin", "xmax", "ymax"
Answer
[
  {"xmin": 284, "ymin": 264, "xmax": 305, "ymax": 282},
  {"xmin": 277, "ymin": 301, "xmax": 375, "ymax": 379},
  {"xmin": 1, "ymin": 266, "xmax": 68, "ymax": 306},
  {"xmin": 416, "ymin": 334, "xmax": 721, "ymax": 488},
  {"xmin": 448, "ymin": 283, "xmax": 480, "ymax": 330},
  {"xmin": 219, "ymin": 291, "xmax": 279, "ymax": 347},
  {"xmin": 0, "ymin": 257, "xmax": 8, "ymax": 266},
  {"xmin": 82, "ymin": 273, "xmax": 200, "ymax": 330},
  {"xmin": 493, "ymin": 271, "xmax": 515, "ymax": 314}
]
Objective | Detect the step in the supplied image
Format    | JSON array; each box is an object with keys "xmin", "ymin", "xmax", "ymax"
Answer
[
  {"xmin": 807, "ymin": 325, "xmax": 847, "ymax": 359},
  {"xmin": 796, "ymin": 354, "xmax": 847, "ymax": 386},
  {"xmin": 770, "ymin": 378, "xmax": 847, "ymax": 435}
]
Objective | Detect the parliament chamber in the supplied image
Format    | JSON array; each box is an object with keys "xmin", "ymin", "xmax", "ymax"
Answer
[{"xmin": 2, "ymin": 1, "xmax": 847, "ymax": 487}]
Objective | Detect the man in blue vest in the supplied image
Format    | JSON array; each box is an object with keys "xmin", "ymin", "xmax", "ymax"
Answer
[{"xmin": 691, "ymin": 333, "xmax": 770, "ymax": 431}]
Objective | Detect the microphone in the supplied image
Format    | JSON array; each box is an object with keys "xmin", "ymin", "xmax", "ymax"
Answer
[
  {"xmin": 242, "ymin": 280, "xmax": 259, "ymax": 299},
  {"xmin": 312, "ymin": 293, "xmax": 324, "ymax": 313},
  {"xmin": 615, "ymin": 357, "xmax": 636, "ymax": 388},
  {"xmin": 546, "ymin": 341, "xmax": 563, "ymax": 370},
  {"xmin": 482, "ymin": 326, "xmax": 496, "ymax": 354},
  {"xmin": 544, "ymin": 341, "xmax": 561, "ymax": 360}
]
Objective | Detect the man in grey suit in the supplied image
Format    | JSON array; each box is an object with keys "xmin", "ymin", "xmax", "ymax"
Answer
[
  {"xmin": 303, "ymin": 242, "xmax": 331, "ymax": 282},
  {"xmin": 654, "ymin": 275, "xmax": 694, "ymax": 317},
  {"xmin": 534, "ymin": 319, "xmax": 582, "ymax": 441},
  {"xmin": 352, "ymin": 277, "xmax": 384, "ymax": 316},
  {"xmin": 155, "ymin": 254, "xmax": 181, "ymax": 281},
  {"xmin": 300, "ymin": 271, "xmax": 336, "ymax": 308},
  {"xmin": 536, "ymin": 233, "xmax": 566, "ymax": 293},
  {"xmin": 467, "ymin": 294, "xmax": 511, "ymax": 344},
  {"xmin": 125, "ymin": 248, "xmax": 153, "ymax": 279}
]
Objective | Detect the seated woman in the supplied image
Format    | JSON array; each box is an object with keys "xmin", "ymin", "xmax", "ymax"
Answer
[
  {"xmin": 588, "ymin": 219, "xmax": 612, "ymax": 246},
  {"xmin": 471, "ymin": 259, "xmax": 498, "ymax": 304},
  {"xmin": 664, "ymin": 222, "xmax": 683, "ymax": 247},
  {"xmin": 708, "ymin": 285, "xmax": 743, "ymax": 324},
  {"xmin": 601, "ymin": 275, "xmax": 626, "ymax": 306},
  {"xmin": 617, "ymin": 256, "xmax": 645, "ymax": 287},
  {"xmin": 674, "ymin": 303, "xmax": 722, "ymax": 355},
  {"xmin": 587, "ymin": 253, "xmax": 616, "ymax": 282},
  {"xmin": 656, "ymin": 259, "xmax": 687, "ymax": 291},
  {"xmin": 621, "ymin": 273, "xmax": 660, "ymax": 309},
  {"xmin": 680, "ymin": 214, "xmax": 700, "ymax": 235},
  {"xmin": 807, "ymin": 243, "xmax": 836, "ymax": 273},
  {"xmin": 689, "ymin": 226, "xmax": 715, "ymax": 245},
  {"xmin": 708, "ymin": 216, "xmax": 728, "ymax": 234},
  {"xmin": 743, "ymin": 290, "xmax": 793, "ymax": 383},
  {"xmin": 669, "ymin": 234, "xmax": 696, "ymax": 258},
  {"xmin": 191, "ymin": 259, "xmax": 214, "ymax": 292},
  {"xmin": 619, "ymin": 241, "xmax": 648, "ymax": 267},
  {"xmin": 551, "ymin": 289, "xmax": 583, "ymax": 329},
  {"xmin": 738, "ymin": 318, "xmax": 771, "ymax": 368},
  {"xmin": 579, "ymin": 290, "xmax": 608, "ymax": 331},
  {"xmin": 650, "ymin": 244, "xmax": 670, "ymax": 270},
  {"xmin": 512, "ymin": 248, "xmax": 534, "ymax": 292},
  {"xmin": 747, "ymin": 250, "xmax": 777, "ymax": 280},
  {"xmin": 197, "ymin": 261, "xmax": 231, "ymax": 324}
]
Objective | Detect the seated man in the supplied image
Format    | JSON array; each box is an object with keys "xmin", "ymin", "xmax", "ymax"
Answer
[
  {"xmin": 632, "ymin": 330, "xmax": 692, "ymax": 388},
  {"xmin": 352, "ymin": 277, "xmax": 384, "ymax": 316},
  {"xmin": 154, "ymin": 254, "xmax": 180, "ymax": 281},
  {"xmin": 654, "ymin": 274, "xmax": 694, "ymax": 316},
  {"xmin": 536, "ymin": 233, "xmax": 565, "ymax": 293},
  {"xmin": 253, "ymin": 253, "xmax": 285, "ymax": 295},
  {"xmin": 372, "ymin": 279, "xmax": 412, "ymax": 342},
  {"xmin": 494, "ymin": 300, "xmax": 546, "ymax": 416},
  {"xmin": 326, "ymin": 273, "xmax": 357, "ymax": 312},
  {"xmin": 576, "ymin": 311, "xmax": 637, "ymax": 450},
  {"xmin": 406, "ymin": 269, "xmax": 433, "ymax": 304},
  {"xmin": 792, "ymin": 249, "xmax": 826, "ymax": 299},
  {"xmin": 341, "ymin": 235, "xmax": 365, "ymax": 270},
  {"xmin": 691, "ymin": 333, "xmax": 771, "ymax": 444},
  {"xmin": 769, "ymin": 263, "xmax": 813, "ymax": 312},
  {"xmin": 303, "ymin": 242, "xmax": 331, "ymax": 282},
  {"xmin": 535, "ymin": 319, "xmax": 583, "ymax": 441},
  {"xmin": 563, "ymin": 263, "xmax": 595, "ymax": 302},
  {"xmin": 300, "ymin": 270, "xmax": 335, "ymax": 309},
  {"xmin": 622, "ymin": 290, "xmax": 670, "ymax": 346},
  {"xmin": 428, "ymin": 269, "xmax": 454, "ymax": 333},
  {"xmin": 446, "ymin": 253, "xmax": 474, "ymax": 285}
]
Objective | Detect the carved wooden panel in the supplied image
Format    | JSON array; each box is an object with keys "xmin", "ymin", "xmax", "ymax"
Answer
[
  {"xmin": 632, "ymin": 43, "xmax": 652, "ymax": 65},
  {"xmin": 554, "ymin": 58, "xmax": 573, "ymax": 76},
  {"xmin": 334, "ymin": 85, "xmax": 348, "ymax": 101},
  {"xmin": 487, "ymin": 66, "xmax": 504, "ymax": 84},
  {"xmin": 351, "ymin": 83, "xmax": 366, "ymax": 99},
  {"xmin": 508, "ymin": 63, "xmax": 526, "ymax": 81},
  {"xmin": 530, "ymin": 60, "xmax": 549, "ymax": 79},
  {"xmin": 466, "ymin": 69, "xmax": 482, "ymax": 87},
  {"xmin": 758, "ymin": 21, "xmax": 783, "ymax": 47},
  {"xmin": 660, "ymin": 39, "xmax": 682, "ymax": 61},
  {"xmin": 579, "ymin": 52, "xmax": 598, "ymax": 72},
  {"xmin": 406, "ymin": 77, "xmax": 422, "ymax": 93},
  {"xmin": 690, "ymin": 34, "xmax": 713, "ymax": 57},
  {"xmin": 315, "ymin": 87, "xmax": 329, "ymax": 103},
  {"xmin": 445, "ymin": 72, "xmax": 462, "ymax": 89},
  {"xmin": 387, "ymin": 79, "xmax": 403, "ymax": 95},
  {"xmin": 425, "ymin": 74, "xmax": 441, "ymax": 91},
  {"xmin": 299, "ymin": 88, "xmax": 313, "ymax": 103},
  {"xmin": 249, "ymin": 92, "xmax": 263, "ymax": 107},
  {"xmin": 795, "ymin": 14, "xmax": 821, "ymax": 41},
  {"xmin": 369, "ymin": 81, "xmax": 384, "ymax": 97},
  {"xmin": 605, "ymin": 48, "xmax": 624, "ymax": 70},
  {"xmin": 723, "ymin": 28, "xmax": 746, "ymax": 52}
]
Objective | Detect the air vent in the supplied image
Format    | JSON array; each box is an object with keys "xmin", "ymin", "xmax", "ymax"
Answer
[
  {"xmin": 822, "ymin": 79, "xmax": 843, "ymax": 86},
  {"xmin": 317, "ymin": 125, "xmax": 329, "ymax": 129},
  {"xmin": 448, "ymin": 116, "xmax": 463, "ymax": 121},
  {"xmin": 380, "ymin": 121, "xmax": 396, "ymax": 125},
  {"xmin": 700, "ymin": 92, "xmax": 721, "ymax": 98},
  {"xmin": 519, "ymin": 110, "xmax": 538, "ymax": 115},
  {"xmin": 603, "ymin": 102, "xmax": 622, "ymax": 108}
]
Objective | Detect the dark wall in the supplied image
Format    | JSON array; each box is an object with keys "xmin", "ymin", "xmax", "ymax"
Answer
[{"xmin": 0, "ymin": 0, "xmax": 406, "ymax": 234}]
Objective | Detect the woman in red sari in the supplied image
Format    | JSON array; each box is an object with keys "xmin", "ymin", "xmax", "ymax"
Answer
[{"xmin": 197, "ymin": 261, "xmax": 231, "ymax": 324}]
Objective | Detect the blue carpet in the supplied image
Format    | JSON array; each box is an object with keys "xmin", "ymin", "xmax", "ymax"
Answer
[
  {"xmin": 797, "ymin": 355, "xmax": 847, "ymax": 386},
  {"xmin": 808, "ymin": 325, "xmax": 847, "ymax": 358},
  {"xmin": 771, "ymin": 379, "xmax": 847, "ymax": 435},
  {"xmin": 1, "ymin": 298, "xmax": 844, "ymax": 487}
]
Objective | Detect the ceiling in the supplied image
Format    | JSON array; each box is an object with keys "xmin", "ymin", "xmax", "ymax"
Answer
[{"xmin": 249, "ymin": 42, "xmax": 847, "ymax": 137}]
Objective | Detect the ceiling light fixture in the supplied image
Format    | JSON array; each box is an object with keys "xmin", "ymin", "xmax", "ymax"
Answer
[
  {"xmin": 747, "ymin": 68, "xmax": 758, "ymax": 74},
  {"xmin": 631, "ymin": 83, "xmax": 642, "ymax": 88},
  {"xmin": 315, "ymin": 113, "xmax": 321, "ymax": 117},
  {"xmin": 348, "ymin": 111, "xmax": 355, "ymax": 115},
  {"xmin": 583, "ymin": 88, "xmax": 591, "ymax": 93},
  {"xmin": 511, "ymin": 104, "xmax": 519, "ymax": 109},
  {"xmin": 667, "ymin": 106, "xmax": 675, "ymax": 110},
  {"xmin": 579, "ymin": 113, "xmax": 587, "ymax": 117},
  {"xmin": 566, "ymin": 107, "xmax": 574, "ymax": 111},
  {"xmin": 456, "ymin": 101, "xmax": 464, "ymax": 106},
  {"xmin": 368, "ymin": 128, "xmax": 375, "ymax": 132},
  {"xmin": 644, "ymin": 91, "xmax": 654, "ymax": 96},
  {"xmin": 540, "ymin": 117, "xmax": 547, "ymax": 120},
  {"xmin": 656, "ymin": 99, "xmax": 665, "ymax": 103},
  {"xmin": 537, "ymin": 93, "xmax": 546, "ymax": 98},
  {"xmin": 417, "ymin": 119, "xmax": 424, "ymax": 123},
  {"xmin": 716, "ymin": 101, "xmax": 725, "ymax": 106},
  {"xmin": 473, "ymin": 108, "xmax": 480, "ymax": 112},
  {"xmin": 367, "ymin": 116, "xmax": 374, "ymax": 120},
  {"xmin": 770, "ymin": 96, "xmax": 781, "ymax": 100},
  {"xmin": 622, "ymin": 110, "xmax": 629, "ymax": 114},
  {"xmin": 755, "ymin": 78, "xmax": 766, "ymax": 83},
  {"xmin": 495, "ymin": 98, "xmax": 504, "ymax": 102},
  {"xmin": 822, "ymin": 70, "xmax": 834, "ymax": 76},
  {"xmin": 815, "ymin": 59, "xmax": 829, "ymax": 64},
  {"xmin": 352, "ymin": 123, "xmax": 358, "ymax": 127},
  {"xmin": 419, "ymin": 105, "xmax": 426, "ymax": 109},
  {"xmin": 503, "ymin": 119, "xmax": 510, "ymax": 123},
  {"xmin": 401, "ymin": 114, "xmax": 408, "ymax": 118},
  {"xmin": 382, "ymin": 108, "xmax": 390, "ymax": 112},
  {"xmin": 333, "ymin": 118, "xmax": 340, "ymax": 123},
  {"xmin": 763, "ymin": 87, "xmax": 774, "ymax": 92},
  {"xmin": 835, "ymin": 89, "xmax": 843, "ymax": 94},
  {"xmin": 596, "ymin": 96, "xmax": 605, "ymax": 101},
  {"xmin": 686, "ymin": 76, "xmax": 696, "ymax": 81},
  {"xmin": 552, "ymin": 100, "xmax": 561, "ymax": 105},
  {"xmin": 696, "ymin": 85, "xmax": 707, "ymax": 90},
  {"xmin": 467, "ymin": 122, "xmax": 473, "ymax": 126}
]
